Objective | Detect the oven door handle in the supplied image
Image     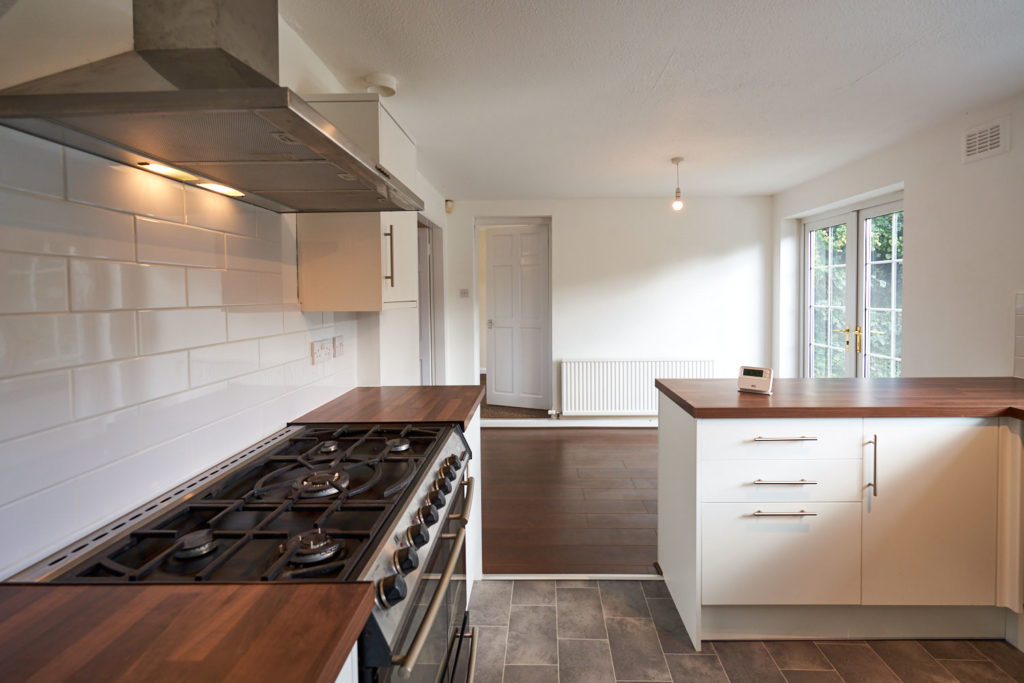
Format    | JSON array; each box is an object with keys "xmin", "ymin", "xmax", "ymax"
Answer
[
  {"xmin": 448, "ymin": 476, "xmax": 475, "ymax": 525},
  {"xmin": 392, "ymin": 526, "xmax": 467, "ymax": 678}
]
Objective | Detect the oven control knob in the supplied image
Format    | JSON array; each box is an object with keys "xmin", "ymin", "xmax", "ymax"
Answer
[
  {"xmin": 393, "ymin": 546, "xmax": 419, "ymax": 575},
  {"xmin": 441, "ymin": 464, "xmax": 458, "ymax": 481},
  {"xmin": 445, "ymin": 455, "xmax": 461, "ymax": 470},
  {"xmin": 426, "ymin": 489, "xmax": 446, "ymax": 510},
  {"xmin": 406, "ymin": 523, "xmax": 430, "ymax": 549},
  {"xmin": 417, "ymin": 504, "xmax": 440, "ymax": 527},
  {"xmin": 434, "ymin": 476, "xmax": 453, "ymax": 495},
  {"xmin": 377, "ymin": 574, "xmax": 408, "ymax": 608}
]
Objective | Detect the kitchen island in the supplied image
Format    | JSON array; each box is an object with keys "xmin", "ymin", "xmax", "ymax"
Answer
[{"xmin": 655, "ymin": 377, "xmax": 1024, "ymax": 651}]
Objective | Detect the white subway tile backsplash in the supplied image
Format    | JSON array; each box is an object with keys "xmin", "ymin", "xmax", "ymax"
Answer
[
  {"xmin": 227, "ymin": 305, "xmax": 284, "ymax": 340},
  {"xmin": 281, "ymin": 214, "xmax": 299, "ymax": 304},
  {"xmin": 137, "ymin": 382, "xmax": 234, "ymax": 448},
  {"xmin": 0, "ymin": 127, "xmax": 63, "ymax": 198},
  {"xmin": 0, "ymin": 371, "xmax": 72, "ymax": 442},
  {"xmin": 258, "ymin": 331, "xmax": 308, "ymax": 368},
  {"xmin": 255, "ymin": 209, "xmax": 285, "ymax": 243},
  {"xmin": 223, "ymin": 270, "xmax": 282, "ymax": 306},
  {"xmin": 187, "ymin": 268, "xmax": 223, "ymax": 306},
  {"xmin": 0, "ymin": 312, "xmax": 136, "ymax": 377},
  {"xmin": 183, "ymin": 186, "xmax": 257, "ymax": 237},
  {"xmin": 0, "ymin": 406, "xmax": 140, "ymax": 506},
  {"xmin": 283, "ymin": 306, "xmax": 324, "ymax": 332},
  {"xmin": 70, "ymin": 260, "xmax": 186, "ymax": 311},
  {"xmin": 136, "ymin": 217, "xmax": 225, "ymax": 268},
  {"xmin": 72, "ymin": 352, "xmax": 189, "ymax": 418},
  {"xmin": 0, "ymin": 188, "xmax": 135, "ymax": 260},
  {"xmin": 138, "ymin": 308, "xmax": 227, "ymax": 354},
  {"xmin": 189, "ymin": 340, "xmax": 259, "ymax": 386},
  {"xmin": 225, "ymin": 234, "xmax": 283, "ymax": 273},
  {"xmin": 66, "ymin": 149, "xmax": 185, "ymax": 222},
  {"xmin": 0, "ymin": 253, "xmax": 67, "ymax": 313}
]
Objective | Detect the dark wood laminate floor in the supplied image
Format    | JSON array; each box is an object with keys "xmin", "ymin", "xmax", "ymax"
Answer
[
  {"xmin": 469, "ymin": 579, "xmax": 1024, "ymax": 683},
  {"xmin": 481, "ymin": 428, "xmax": 658, "ymax": 574}
]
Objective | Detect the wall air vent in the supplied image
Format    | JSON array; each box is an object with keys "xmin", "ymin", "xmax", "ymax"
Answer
[{"xmin": 963, "ymin": 118, "xmax": 1009, "ymax": 163}]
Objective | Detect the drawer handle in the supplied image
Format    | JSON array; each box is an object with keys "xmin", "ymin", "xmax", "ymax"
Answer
[
  {"xmin": 752, "ymin": 510, "xmax": 818, "ymax": 517},
  {"xmin": 753, "ymin": 436, "xmax": 818, "ymax": 442},
  {"xmin": 752, "ymin": 478, "xmax": 818, "ymax": 485}
]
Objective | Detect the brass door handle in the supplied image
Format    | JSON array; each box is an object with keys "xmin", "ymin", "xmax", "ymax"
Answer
[
  {"xmin": 834, "ymin": 327, "xmax": 851, "ymax": 348},
  {"xmin": 853, "ymin": 326, "xmax": 863, "ymax": 354}
]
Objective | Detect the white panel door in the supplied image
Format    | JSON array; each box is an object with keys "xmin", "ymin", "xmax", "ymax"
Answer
[
  {"xmin": 861, "ymin": 418, "xmax": 998, "ymax": 605},
  {"xmin": 485, "ymin": 224, "xmax": 551, "ymax": 409}
]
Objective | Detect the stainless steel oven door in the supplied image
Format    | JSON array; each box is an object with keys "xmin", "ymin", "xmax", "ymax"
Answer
[{"xmin": 386, "ymin": 476, "xmax": 474, "ymax": 683}]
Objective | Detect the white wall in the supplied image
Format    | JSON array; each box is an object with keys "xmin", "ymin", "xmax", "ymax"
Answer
[
  {"xmin": 445, "ymin": 197, "xmax": 773, "ymax": 397},
  {"xmin": 278, "ymin": 16, "xmax": 347, "ymax": 94},
  {"xmin": 0, "ymin": 126, "xmax": 358, "ymax": 578},
  {"xmin": 772, "ymin": 91, "xmax": 1024, "ymax": 377}
]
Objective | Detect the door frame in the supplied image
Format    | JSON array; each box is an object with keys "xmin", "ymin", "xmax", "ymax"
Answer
[
  {"xmin": 417, "ymin": 213, "xmax": 446, "ymax": 385},
  {"xmin": 475, "ymin": 216, "xmax": 553, "ymax": 411}
]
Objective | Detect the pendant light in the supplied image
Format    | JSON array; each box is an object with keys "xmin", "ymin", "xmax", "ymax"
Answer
[{"xmin": 670, "ymin": 157, "xmax": 684, "ymax": 212}]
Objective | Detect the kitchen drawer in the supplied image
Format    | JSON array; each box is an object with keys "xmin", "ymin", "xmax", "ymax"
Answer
[
  {"xmin": 699, "ymin": 418, "xmax": 864, "ymax": 460},
  {"xmin": 702, "ymin": 459, "xmax": 862, "ymax": 503},
  {"xmin": 701, "ymin": 502, "xmax": 861, "ymax": 605}
]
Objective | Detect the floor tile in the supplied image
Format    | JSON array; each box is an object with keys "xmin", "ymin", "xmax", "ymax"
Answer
[
  {"xmin": 938, "ymin": 659, "xmax": 1015, "ymax": 682},
  {"xmin": 647, "ymin": 597, "xmax": 695, "ymax": 653},
  {"xmin": 471, "ymin": 626, "xmax": 508, "ymax": 683},
  {"xmin": 599, "ymin": 580, "xmax": 651, "ymax": 618},
  {"xmin": 970, "ymin": 640, "xmax": 1024, "ymax": 680},
  {"xmin": 713, "ymin": 641, "xmax": 786, "ymax": 683},
  {"xmin": 665, "ymin": 653, "xmax": 729, "ymax": 682},
  {"xmin": 557, "ymin": 587, "xmax": 607, "ymax": 639},
  {"xmin": 869, "ymin": 640, "xmax": 957, "ymax": 682},
  {"xmin": 781, "ymin": 671, "xmax": 844, "ymax": 682},
  {"xmin": 816, "ymin": 642, "xmax": 900, "ymax": 682},
  {"xmin": 920, "ymin": 640, "xmax": 987, "ymax": 660},
  {"xmin": 511, "ymin": 579, "xmax": 556, "ymax": 605},
  {"xmin": 468, "ymin": 580, "xmax": 513, "ymax": 626},
  {"xmin": 606, "ymin": 616, "xmax": 672, "ymax": 681},
  {"xmin": 557, "ymin": 579, "xmax": 597, "ymax": 588},
  {"xmin": 502, "ymin": 664, "xmax": 558, "ymax": 682},
  {"xmin": 641, "ymin": 579, "xmax": 671, "ymax": 598},
  {"xmin": 559, "ymin": 638, "xmax": 617, "ymax": 683},
  {"xmin": 765, "ymin": 641, "xmax": 832, "ymax": 670},
  {"xmin": 505, "ymin": 605, "xmax": 557, "ymax": 665}
]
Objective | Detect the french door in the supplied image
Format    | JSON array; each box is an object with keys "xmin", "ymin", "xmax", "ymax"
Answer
[{"xmin": 805, "ymin": 200, "xmax": 903, "ymax": 378}]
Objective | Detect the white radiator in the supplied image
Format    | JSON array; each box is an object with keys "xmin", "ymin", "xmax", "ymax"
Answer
[{"xmin": 560, "ymin": 359, "xmax": 714, "ymax": 416}]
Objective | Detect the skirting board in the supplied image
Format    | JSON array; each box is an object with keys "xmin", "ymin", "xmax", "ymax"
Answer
[
  {"xmin": 701, "ymin": 605, "xmax": 1008, "ymax": 643},
  {"xmin": 482, "ymin": 573, "xmax": 661, "ymax": 581},
  {"xmin": 481, "ymin": 417, "xmax": 657, "ymax": 428}
]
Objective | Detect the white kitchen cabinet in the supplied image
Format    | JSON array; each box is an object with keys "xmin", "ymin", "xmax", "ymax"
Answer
[
  {"xmin": 297, "ymin": 210, "xmax": 418, "ymax": 311},
  {"xmin": 861, "ymin": 418, "xmax": 999, "ymax": 605}
]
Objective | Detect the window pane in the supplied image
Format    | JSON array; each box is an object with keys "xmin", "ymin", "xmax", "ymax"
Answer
[
  {"xmin": 894, "ymin": 211, "xmax": 903, "ymax": 259},
  {"xmin": 869, "ymin": 356, "xmax": 891, "ymax": 378},
  {"xmin": 894, "ymin": 360, "xmax": 902, "ymax": 377},
  {"xmin": 813, "ymin": 307, "xmax": 828, "ymax": 345},
  {"xmin": 894, "ymin": 311, "xmax": 902, "ymax": 360},
  {"xmin": 869, "ymin": 213, "xmax": 894, "ymax": 261},
  {"xmin": 812, "ymin": 268, "xmax": 828, "ymax": 305},
  {"xmin": 813, "ymin": 345, "xmax": 828, "ymax": 377},
  {"xmin": 830, "ymin": 265, "xmax": 846, "ymax": 306},
  {"xmin": 870, "ymin": 309, "xmax": 892, "ymax": 355},
  {"xmin": 895, "ymin": 261, "xmax": 902, "ymax": 309},
  {"xmin": 831, "ymin": 224, "xmax": 847, "ymax": 265},
  {"xmin": 830, "ymin": 347, "xmax": 846, "ymax": 377},
  {"xmin": 812, "ymin": 229, "xmax": 830, "ymax": 267},
  {"xmin": 870, "ymin": 263, "xmax": 892, "ymax": 309}
]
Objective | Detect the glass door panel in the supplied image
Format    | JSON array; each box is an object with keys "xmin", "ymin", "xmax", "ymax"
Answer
[
  {"xmin": 861, "ymin": 206, "xmax": 904, "ymax": 377},
  {"xmin": 806, "ymin": 213, "xmax": 856, "ymax": 377}
]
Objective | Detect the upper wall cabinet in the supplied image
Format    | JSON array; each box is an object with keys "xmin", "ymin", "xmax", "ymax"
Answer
[{"xmin": 305, "ymin": 94, "xmax": 418, "ymax": 195}]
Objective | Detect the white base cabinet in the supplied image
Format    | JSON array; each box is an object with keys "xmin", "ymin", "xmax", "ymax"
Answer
[{"xmin": 658, "ymin": 398, "xmax": 1022, "ymax": 650}]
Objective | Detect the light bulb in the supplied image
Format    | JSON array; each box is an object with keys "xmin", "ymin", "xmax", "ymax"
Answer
[
  {"xmin": 137, "ymin": 162, "xmax": 198, "ymax": 182},
  {"xmin": 672, "ymin": 198, "xmax": 684, "ymax": 212},
  {"xmin": 198, "ymin": 182, "xmax": 245, "ymax": 198}
]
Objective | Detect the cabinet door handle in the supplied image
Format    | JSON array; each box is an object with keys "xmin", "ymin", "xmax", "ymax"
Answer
[
  {"xmin": 753, "ymin": 436, "xmax": 818, "ymax": 442},
  {"xmin": 753, "ymin": 478, "xmax": 818, "ymax": 485},
  {"xmin": 866, "ymin": 434, "xmax": 878, "ymax": 497},
  {"xmin": 752, "ymin": 510, "xmax": 818, "ymax": 517},
  {"xmin": 384, "ymin": 225, "xmax": 395, "ymax": 288}
]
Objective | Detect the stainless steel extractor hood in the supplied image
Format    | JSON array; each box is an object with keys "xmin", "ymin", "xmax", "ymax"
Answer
[{"xmin": 0, "ymin": 0, "xmax": 423, "ymax": 213}]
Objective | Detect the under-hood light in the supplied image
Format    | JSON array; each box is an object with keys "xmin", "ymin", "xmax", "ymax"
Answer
[
  {"xmin": 198, "ymin": 182, "xmax": 245, "ymax": 198},
  {"xmin": 137, "ymin": 162, "xmax": 198, "ymax": 182}
]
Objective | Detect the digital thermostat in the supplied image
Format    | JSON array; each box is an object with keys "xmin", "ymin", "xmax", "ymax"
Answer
[{"xmin": 738, "ymin": 366, "xmax": 773, "ymax": 394}]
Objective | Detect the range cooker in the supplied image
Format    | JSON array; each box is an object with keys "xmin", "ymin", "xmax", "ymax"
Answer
[{"xmin": 12, "ymin": 421, "xmax": 477, "ymax": 683}]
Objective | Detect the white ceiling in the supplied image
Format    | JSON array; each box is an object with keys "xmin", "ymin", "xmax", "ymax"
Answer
[{"xmin": 280, "ymin": 0, "xmax": 1024, "ymax": 199}]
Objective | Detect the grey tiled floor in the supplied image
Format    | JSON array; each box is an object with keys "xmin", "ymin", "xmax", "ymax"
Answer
[{"xmin": 467, "ymin": 579, "xmax": 1024, "ymax": 682}]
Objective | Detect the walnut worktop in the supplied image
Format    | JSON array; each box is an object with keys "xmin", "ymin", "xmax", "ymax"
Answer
[
  {"xmin": 656, "ymin": 377, "xmax": 1024, "ymax": 419},
  {"xmin": 292, "ymin": 385, "xmax": 485, "ymax": 429},
  {"xmin": 0, "ymin": 582, "xmax": 374, "ymax": 683}
]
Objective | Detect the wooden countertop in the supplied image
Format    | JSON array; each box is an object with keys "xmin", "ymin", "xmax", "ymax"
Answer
[
  {"xmin": 292, "ymin": 385, "xmax": 485, "ymax": 430},
  {"xmin": 0, "ymin": 582, "xmax": 374, "ymax": 683},
  {"xmin": 656, "ymin": 377, "xmax": 1024, "ymax": 419}
]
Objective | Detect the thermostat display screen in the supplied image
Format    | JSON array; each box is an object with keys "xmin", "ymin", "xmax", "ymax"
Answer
[{"xmin": 742, "ymin": 368, "xmax": 764, "ymax": 377}]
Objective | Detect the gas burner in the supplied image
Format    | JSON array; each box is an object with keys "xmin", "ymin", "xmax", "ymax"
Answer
[
  {"xmin": 386, "ymin": 438, "xmax": 411, "ymax": 452},
  {"xmin": 174, "ymin": 529, "xmax": 217, "ymax": 560},
  {"xmin": 281, "ymin": 529, "xmax": 343, "ymax": 565},
  {"xmin": 292, "ymin": 469, "xmax": 350, "ymax": 498},
  {"xmin": 319, "ymin": 440, "xmax": 340, "ymax": 454}
]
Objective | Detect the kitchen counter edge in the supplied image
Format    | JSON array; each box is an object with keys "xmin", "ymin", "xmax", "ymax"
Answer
[{"xmin": 291, "ymin": 385, "xmax": 485, "ymax": 430}]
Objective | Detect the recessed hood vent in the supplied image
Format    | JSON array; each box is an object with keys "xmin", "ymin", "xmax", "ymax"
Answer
[{"xmin": 0, "ymin": 0, "xmax": 422, "ymax": 213}]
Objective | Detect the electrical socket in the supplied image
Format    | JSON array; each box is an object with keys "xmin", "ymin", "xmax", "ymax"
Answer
[
  {"xmin": 333, "ymin": 335, "xmax": 344, "ymax": 357},
  {"xmin": 311, "ymin": 339, "xmax": 332, "ymax": 365}
]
